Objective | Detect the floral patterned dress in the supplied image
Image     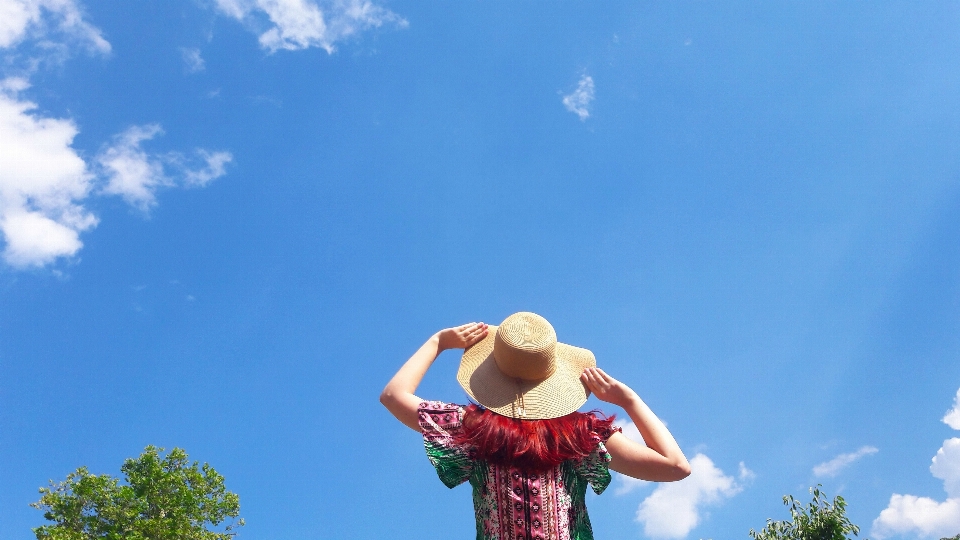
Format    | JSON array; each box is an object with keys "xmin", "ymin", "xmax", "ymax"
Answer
[{"xmin": 418, "ymin": 401, "xmax": 618, "ymax": 540}]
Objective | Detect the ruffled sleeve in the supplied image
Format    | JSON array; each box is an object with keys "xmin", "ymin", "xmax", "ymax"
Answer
[
  {"xmin": 418, "ymin": 401, "xmax": 474, "ymax": 489},
  {"xmin": 574, "ymin": 425, "xmax": 622, "ymax": 495}
]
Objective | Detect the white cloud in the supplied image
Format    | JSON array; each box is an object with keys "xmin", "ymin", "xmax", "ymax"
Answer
[
  {"xmin": 0, "ymin": 81, "xmax": 232, "ymax": 268},
  {"xmin": 635, "ymin": 454, "xmax": 750, "ymax": 539},
  {"xmin": 944, "ymin": 388, "xmax": 960, "ymax": 430},
  {"xmin": 0, "ymin": 6, "xmax": 104, "ymax": 268},
  {"xmin": 98, "ymin": 124, "xmax": 168, "ymax": 211},
  {"xmin": 812, "ymin": 446, "xmax": 879, "ymax": 478},
  {"xmin": 0, "ymin": 0, "xmax": 109, "ymax": 53},
  {"xmin": 1, "ymin": 208, "xmax": 88, "ymax": 267},
  {"xmin": 872, "ymin": 388, "xmax": 960, "ymax": 539},
  {"xmin": 0, "ymin": 2, "xmax": 229, "ymax": 269},
  {"xmin": 616, "ymin": 474, "xmax": 650, "ymax": 496},
  {"xmin": 212, "ymin": 0, "xmax": 407, "ymax": 53},
  {"xmin": 180, "ymin": 47, "xmax": 205, "ymax": 73},
  {"xmin": 873, "ymin": 495, "xmax": 960, "ymax": 539},
  {"xmin": 184, "ymin": 150, "xmax": 232, "ymax": 187},
  {"xmin": 562, "ymin": 74, "xmax": 595, "ymax": 121},
  {"xmin": 98, "ymin": 125, "xmax": 233, "ymax": 211},
  {"xmin": 932, "ymin": 438, "xmax": 960, "ymax": 499},
  {"xmin": 616, "ymin": 420, "xmax": 644, "ymax": 444},
  {"xmin": 0, "ymin": 78, "xmax": 96, "ymax": 267}
]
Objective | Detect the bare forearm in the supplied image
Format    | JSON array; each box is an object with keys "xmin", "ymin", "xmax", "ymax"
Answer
[
  {"xmin": 383, "ymin": 334, "xmax": 441, "ymax": 395},
  {"xmin": 581, "ymin": 367, "xmax": 690, "ymax": 481},
  {"xmin": 618, "ymin": 393, "xmax": 688, "ymax": 473},
  {"xmin": 380, "ymin": 334, "xmax": 441, "ymax": 430}
]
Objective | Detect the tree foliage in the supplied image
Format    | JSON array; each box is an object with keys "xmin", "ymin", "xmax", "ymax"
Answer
[
  {"xmin": 31, "ymin": 446, "xmax": 243, "ymax": 540},
  {"xmin": 750, "ymin": 486, "xmax": 860, "ymax": 540}
]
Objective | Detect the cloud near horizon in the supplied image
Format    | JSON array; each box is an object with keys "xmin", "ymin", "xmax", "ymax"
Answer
[
  {"xmin": 212, "ymin": 0, "xmax": 407, "ymax": 53},
  {"xmin": 813, "ymin": 446, "xmax": 879, "ymax": 478},
  {"xmin": 872, "ymin": 387, "xmax": 960, "ymax": 539},
  {"xmin": 612, "ymin": 420, "xmax": 753, "ymax": 537},
  {"xmin": 635, "ymin": 454, "xmax": 752, "ymax": 539}
]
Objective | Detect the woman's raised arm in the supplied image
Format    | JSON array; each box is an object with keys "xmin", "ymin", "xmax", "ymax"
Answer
[
  {"xmin": 380, "ymin": 322, "xmax": 488, "ymax": 431},
  {"xmin": 581, "ymin": 367, "xmax": 691, "ymax": 482}
]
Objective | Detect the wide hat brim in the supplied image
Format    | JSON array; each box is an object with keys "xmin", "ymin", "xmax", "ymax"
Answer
[{"xmin": 457, "ymin": 325, "xmax": 597, "ymax": 419}]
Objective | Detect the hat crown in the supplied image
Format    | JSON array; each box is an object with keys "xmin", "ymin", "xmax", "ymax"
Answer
[{"xmin": 493, "ymin": 312, "xmax": 557, "ymax": 380}]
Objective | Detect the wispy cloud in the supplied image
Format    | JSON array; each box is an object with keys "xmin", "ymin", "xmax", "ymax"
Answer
[
  {"xmin": 0, "ymin": 4, "xmax": 103, "ymax": 267},
  {"xmin": 635, "ymin": 454, "xmax": 752, "ymax": 539},
  {"xmin": 872, "ymin": 388, "xmax": 960, "ymax": 539},
  {"xmin": 0, "ymin": 81, "xmax": 231, "ymax": 268},
  {"xmin": 944, "ymin": 388, "xmax": 960, "ymax": 430},
  {"xmin": 0, "ymin": 86, "xmax": 232, "ymax": 268},
  {"xmin": 98, "ymin": 124, "xmax": 168, "ymax": 211},
  {"xmin": 0, "ymin": 1, "xmax": 230, "ymax": 269},
  {"xmin": 99, "ymin": 125, "xmax": 232, "ymax": 212},
  {"xmin": 0, "ymin": 0, "xmax": 110, "ymax": 54},
  {"xmin": 179, "ymin": 47, "xmax": 205, "ymax": 73},
  {"xmin": 562, "ymin": 74, "xmax": 595, "ymax": 121},
  {"xmin": 813, "ymin": 446, "xmax": 879, "ymax": 478},
  {"xmin": 212, "ymin": 0, "xmax": 407, "ymax": 54},
  {"xmin": 184, "ymin": 150, "xmax": 232, "ymax": 187}
]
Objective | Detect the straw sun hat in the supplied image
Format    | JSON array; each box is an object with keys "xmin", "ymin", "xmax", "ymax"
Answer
[{"xmin": 457, "ymin": 312, "xmax": 596, "ymax": 420}]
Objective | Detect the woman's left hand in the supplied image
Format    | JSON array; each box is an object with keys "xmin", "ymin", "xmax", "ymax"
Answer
[{"xmin": 437, "ymin": 322, "xmax": 488, "ymax": 352}]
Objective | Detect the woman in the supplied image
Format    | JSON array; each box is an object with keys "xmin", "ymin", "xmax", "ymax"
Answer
[{"xmin": 381, "ymin": 313, "xmax": 690, "ymax": 540}]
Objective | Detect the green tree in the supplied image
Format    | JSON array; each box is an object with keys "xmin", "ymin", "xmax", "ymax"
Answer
[
  {"xmin": 750, "ymin": 485, "xmax": 861, "ymax": 540},
  {"xmin": 31, "ymin": 446, "xmax": 243, "ymax": 540}
]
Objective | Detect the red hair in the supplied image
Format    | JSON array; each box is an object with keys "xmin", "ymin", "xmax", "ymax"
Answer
[{"xmin": 458, "ymin": 404, "xmax": 617, "ymax": 472}]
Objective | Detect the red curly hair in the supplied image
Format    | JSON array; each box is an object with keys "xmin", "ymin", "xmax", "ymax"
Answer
[{"xmin": 458, "ymin": 404, "xmax": 617, "ymax": 472}]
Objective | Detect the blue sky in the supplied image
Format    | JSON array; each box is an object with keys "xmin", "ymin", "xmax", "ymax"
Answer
[{"xmin": 2, "ymin": 1, "xmax": 960, "ymax": 539}]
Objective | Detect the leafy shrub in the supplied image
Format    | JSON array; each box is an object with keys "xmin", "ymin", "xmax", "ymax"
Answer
[
  {"xmin": 31, "ymin": 446, "xmax": 243, "ymax": 540},
  {"xmin": 750, "ymin": 485, "xmax": 860, "ymax": 540}
]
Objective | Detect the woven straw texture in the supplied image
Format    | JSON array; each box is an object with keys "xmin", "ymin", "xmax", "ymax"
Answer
[{"xmin": 457, "ymin": 313, "xmax": 596, "ymax": 420}]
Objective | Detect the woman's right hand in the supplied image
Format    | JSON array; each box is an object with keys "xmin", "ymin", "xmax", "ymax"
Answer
[
  {"xmin": 580, "ymin": 367, "xmax": 639, "ymax": 408},
  {"xmin": 437, "ymin": 322, "xmax": 488, "ymax": 352},
  {"xmin": 382, "ymin": 322, "xmax": 488, "ymax": 432}
]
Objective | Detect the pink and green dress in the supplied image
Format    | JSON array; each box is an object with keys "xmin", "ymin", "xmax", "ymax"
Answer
[{"xmin": 418, "ymin": 401, "xmax": 618, "ymax": 540}]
